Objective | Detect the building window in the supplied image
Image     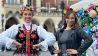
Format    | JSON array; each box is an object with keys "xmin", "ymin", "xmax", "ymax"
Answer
[
  {"xmin": 7, "ymin": 0, "xmax": 20, "ymax": 4},
  {"xmin": 6, "ymin": 0, "xmax": 8, "ymax": 3},
  {"xmin": 11, "ymin": 0, "xmax": 14, "ymax": 4},
  {"xmin": 78, "ymin": 0, "xmax": 82, "ymax": 2},
  {"xmin": 8, "ymin": 0, "xmax": 11, "ymax": 4},
  {"xmin": 17, "ymin": 0, "xmax": 20, "ymax": 4}
]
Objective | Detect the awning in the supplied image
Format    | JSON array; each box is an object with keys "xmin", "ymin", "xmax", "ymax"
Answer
[
  {"xmin": 41, "ymin": 7, "xmax": 47, "ymax": 10},
  {"xmin": 70, "ymin": 0, "xmax": 96, "ymax": 11}
]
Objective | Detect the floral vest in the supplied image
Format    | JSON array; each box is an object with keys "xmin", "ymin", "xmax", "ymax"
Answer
[{"xmin": 14, "ymin": 25, "xmax": 39, "ymax": 54}]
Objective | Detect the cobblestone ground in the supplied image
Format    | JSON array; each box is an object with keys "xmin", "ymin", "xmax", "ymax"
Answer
[
  {"xmin": 0, "ymin": 50, "xmax": 98, "ymax": 56},
  {"xmin": 0, "ymin": 51, "xmax": 55, "ymax": 56}
]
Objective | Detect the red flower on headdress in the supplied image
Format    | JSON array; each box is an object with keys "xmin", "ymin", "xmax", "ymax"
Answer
[
  {"xmin": 64, "ymin": 8, "xmax": 74, "ymax": 14},
  {"xmin": 66, "ymin": 8, "xmax": 73, "ymax": 11},
  {"xmin": 31, "ymin": 34, "xmax": 37, "ymax": 39},
  {"xmin": 20, "ymin": 5, "xmax": 34, "ymax": 15},
  {"xmin": 19, "ymin": 33, "xmax": 25, "ymax": 38}
]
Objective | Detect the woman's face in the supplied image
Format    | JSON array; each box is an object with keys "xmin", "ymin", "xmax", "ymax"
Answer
[
  {"xmin": 65, "ymin": 13, "xmax": 75, "ymax": 26},
  {"xmin": 22, "ymin": 10, "xmax": 32, "ymax": 23}
]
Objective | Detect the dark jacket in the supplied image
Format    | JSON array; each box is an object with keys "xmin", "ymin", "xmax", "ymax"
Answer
[{"xmin": 48, "ymin": 27, "xmax": 93, "ymax": 56}]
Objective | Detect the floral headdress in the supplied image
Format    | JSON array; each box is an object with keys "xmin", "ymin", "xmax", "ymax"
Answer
[
  {"xmin": 63, "ymin": 8, "xmax": 76, "ymax": 14},
  {"xmin": 19, "ymin": 5, "xmax": 34, "ymax": 15}
]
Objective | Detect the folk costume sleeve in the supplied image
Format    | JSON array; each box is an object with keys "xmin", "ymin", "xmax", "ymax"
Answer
[
  {"xmin": 0, "ymin": 25, "xmax": 18, "ymax": 49},
  {"xmin": 37, "ymin": 25, "xmax": 56, "ymax": 51}
]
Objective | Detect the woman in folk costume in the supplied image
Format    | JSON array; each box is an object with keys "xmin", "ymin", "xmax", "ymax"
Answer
[{"xmin": 0, "ymin": 5, "xmax": 56, "ymax": 56}]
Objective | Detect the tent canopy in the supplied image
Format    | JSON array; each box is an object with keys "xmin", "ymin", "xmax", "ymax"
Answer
[{"xmin": 70, "ymin": 0, "xmax": 97, "ymax": 11}]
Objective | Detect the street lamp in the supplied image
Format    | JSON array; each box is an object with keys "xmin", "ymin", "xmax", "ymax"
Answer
[
  {"xmin": 58, "ymin": 1, "xmax": 65, "ymax": 29},
  {"xmin": 28, "ymin": 0, "xmax": 32, "ymax": 6},
  {"xmin": 1, "ymin": 14, "xmax": 4, "ymax": 32},
  {"xmin": 60, "ymin": 1, "xmax": 65, "ymax": 20}
]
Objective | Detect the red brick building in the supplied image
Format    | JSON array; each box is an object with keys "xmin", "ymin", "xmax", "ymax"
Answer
[
  {"xmin": 31, "ymin": 0, "xmax": 78, "ymax": 12},
  {"xmin": 41, "ymin": 0, "xmax": 78, "ymax": 7},
  {"xmin": 32, "ymin": 0, "xmax": 36, "ymax": 12},
  {"xmin": 41, "ymin": 0, "xmax": 56, "ymax": 7}
]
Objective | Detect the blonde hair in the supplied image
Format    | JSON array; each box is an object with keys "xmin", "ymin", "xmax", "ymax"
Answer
[{"xmin": 43, "ymin": 18, "xmax": 55, "ymax": 33}]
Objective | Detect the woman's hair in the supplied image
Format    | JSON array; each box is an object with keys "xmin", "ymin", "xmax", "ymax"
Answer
[
  {"xmin": 63, "ymin": 9, "xmax": 80, "ymax": 29},
  {"xmin": 31, "ymin": 18, "xmax": 39, "ymax": 26},
  {"xmin": 5, "ymin": 16, "xmax": 19, "ymax": 30},
  {"xmin": 20, "ymin": 5, "xmax": 34, "ymax": 16},
  {"xmin": 43, "ymin": 18, "xmax": 56, "ymax": 33}
]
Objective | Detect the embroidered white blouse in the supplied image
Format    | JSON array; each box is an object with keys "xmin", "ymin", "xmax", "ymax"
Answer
[{"xmin": 0, "ymin": 22, "xmax": 56, "ymax": 51}]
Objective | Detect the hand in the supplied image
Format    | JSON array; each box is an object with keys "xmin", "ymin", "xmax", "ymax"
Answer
[
  {"xmin": 53, "ymin": 49, "xmax": 61, "ymax": 54},
  {"xmin": 66, "ymin": 49, "xmax": 78, "ymax": 55},
  {"xmin": 33, "ymin": 44, "xmax": 40, "ymax": 49},
  {"xmin": 13, "ymin": 40, "xmax": 22, "ymax": 48}
]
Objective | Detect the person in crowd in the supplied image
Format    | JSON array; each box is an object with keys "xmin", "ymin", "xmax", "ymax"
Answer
[
  {"xmin": 48, "ymin": 8, "xmax": 93, "ymax": 56},
  {"xmin": 0, "ymin": 5, "xmax": 56, "ymax": 56}
]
